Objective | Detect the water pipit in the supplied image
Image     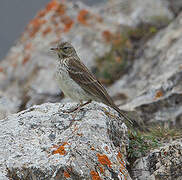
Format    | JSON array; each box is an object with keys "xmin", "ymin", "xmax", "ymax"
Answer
[{"xmin": 51, "ymin": 42, "xmax": 137, "ymax": 127}]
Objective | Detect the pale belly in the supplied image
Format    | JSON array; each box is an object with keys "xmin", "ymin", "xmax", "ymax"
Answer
[{"xmin": 56, "ymin": 68, "xmax": 91, "ymax": 102}]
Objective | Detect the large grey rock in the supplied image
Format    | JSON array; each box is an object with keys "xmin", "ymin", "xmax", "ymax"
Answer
[
  {"xmin": 109, "ymin": 12, "xmax": 182, "ymax": 125},
  {"xmin": 0, "ymin": 102, "xmax": 131, "ymax": 180},
  {"xmin": 132, "ymin": 139, "xmax": 182, "ymax": 180},
  {"xmin": 0, "ymin": 0, "xmax": 175, "ymax": 118}
]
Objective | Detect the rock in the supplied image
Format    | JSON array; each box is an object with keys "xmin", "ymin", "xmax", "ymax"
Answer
[
  {"xmin": 0, "ymin": 102, "xmax": 131, "ymax": 179},
  {"xmin": 100, "ymin": 0, "xmax": 173, "ymax": 27},
  {"xmin": 131, "ymin": 139, "xmax": 182, "ymax": 180},
  {"xmin": 168, "ymin": 0, "xmax": 182, "ymax": 15},
  {"xmin": 0, "ymin": 91, "xmax": 22, "ymax": 120},
  {"xmin": 109, "ymin": 12, "xmax": 182, "ymax": 125},
  {"xmin": 0, "ymin": 0, "xmax": 176, "ymax": 118}
]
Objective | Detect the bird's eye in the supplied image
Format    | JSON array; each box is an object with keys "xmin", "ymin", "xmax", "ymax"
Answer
[{"xmin": 63, "ymin": 47, "xmax": 69, "ymax": 50}]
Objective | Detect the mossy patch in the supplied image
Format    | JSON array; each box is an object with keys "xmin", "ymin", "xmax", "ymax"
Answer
[
  {"xmin": 127, "ymin": 125, "xmax": 182, "ymax": 165},
  {"xmin": 95, "ymin": 24, "xmax": 160, "ymax": 85}
]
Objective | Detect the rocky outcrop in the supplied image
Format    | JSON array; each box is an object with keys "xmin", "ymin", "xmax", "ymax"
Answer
[
  {"xmin": 131, "ymin": 139, "xmax": 182, "ymax": 180},
  {"xmin": 0, "ymin": 102, "xmax": 131, "ymax": 180},
  {"xmin": 109, "ymin": 12, "xmax": 182, "ymax": 125},
  {"xmin": 0, "ymin": 1, "xmax": 182, "ymax": 179},
  {"xmin": 0, "ymin": 0, "xmax": 176, "ymax": 118}
]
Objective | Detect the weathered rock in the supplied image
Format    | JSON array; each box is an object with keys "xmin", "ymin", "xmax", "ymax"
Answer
[
  {"xmin": 109, "ymin": 12, "xmax": 182, "ymax": 125},
  {"xmin": 0, "ymin": 0, "xmax": 175, "ymax": 118},
  {"xmin": 131, "ymin": 139, "xmax": 182, "ymax": 180},
  {"xmin": 0, "ymin": 102, "xmax": 131, "ymax": 180},
  {"xmin": 168, "ymin": 0, "xmax": 182, "ymax": 15},
  {"xmin": 99, "ymin": 0, "xmax": 173, "ymax": 27}
]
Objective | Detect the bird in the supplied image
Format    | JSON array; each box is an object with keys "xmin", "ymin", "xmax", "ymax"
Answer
[{"xmin": 51, "ymin": 42, "xmax": 137, "ymax": 127}]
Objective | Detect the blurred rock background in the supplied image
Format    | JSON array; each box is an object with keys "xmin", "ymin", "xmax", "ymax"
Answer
[
  {"xmin": 0, "ymin": 0, "xmax": 182, "ymax": 179},
  {"xmin": 0, "ymin": 0, "xmax": 105, "ymax": 60}
]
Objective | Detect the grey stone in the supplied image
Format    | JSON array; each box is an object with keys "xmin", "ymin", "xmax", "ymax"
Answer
[
  {"xmin": 132, "ymin": 140, "xmax": 182, "ymax": 180},
  {"xmin": 109, "ymin": 12, "xmax": 182, "ymax": 125},
  {"xmin": 0, "ymin": 0, "xmax": 176, "ymax": 118},
  {"xmin": 0, "ymin": 102, "xmax": 131, "ymax": 179}
]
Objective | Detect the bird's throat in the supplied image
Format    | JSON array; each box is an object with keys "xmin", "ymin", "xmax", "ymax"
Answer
[{"xmin": 58, "ymin": 53, "xmax": 68, "ymax": 59}]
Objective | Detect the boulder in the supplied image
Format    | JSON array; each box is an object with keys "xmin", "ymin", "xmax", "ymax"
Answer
[
  {"xmin": 0, "ymin": 102, "xmax": 131, "ymax": 179},
  {"xmin": 132, "ymin": 139, "xmax": 182, "ymax": 180},
  {"xmin": 0, "ymin": 0, "xmax": 176, "ymax": 118},
  {"xmin": 109, "ymin": 12, "xmax": 182, "ymax": 125}
]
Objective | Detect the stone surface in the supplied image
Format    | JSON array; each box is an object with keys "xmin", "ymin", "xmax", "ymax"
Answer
[
  {"xmin": 131, "ymin": 139, "xmax": 182, "ymax": 180},
  {"xmin": 109, "ymin": 12, "xmax": 182, "ymax": 125},
  {"xmin": 0, "ymin": 102, "xmax": 131, "ymax": 180},
  {"xmin": 0, "ymin": 0, "xmax": 182, "ymax": 179},
  {"xmin": 0, "ymin": 0, "xmax": 176, "ymax": 118},
  {"xmin": 168, "ymin": 0, "xmax": 182, "ymax": 15}
]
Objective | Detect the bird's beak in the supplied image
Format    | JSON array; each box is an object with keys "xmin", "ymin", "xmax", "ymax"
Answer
[{"xmin": 50, "ymin": 47, "xmax": 59, "ymax": 51}]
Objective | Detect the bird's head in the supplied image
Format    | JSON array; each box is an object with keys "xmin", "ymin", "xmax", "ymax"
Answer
[{"xmin": 51, "ymin": 42, "xmax": 77, "ymax": 59}]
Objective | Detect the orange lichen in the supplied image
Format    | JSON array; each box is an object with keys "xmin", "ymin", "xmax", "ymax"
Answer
[
  {"xmin": 0, "ymin": 67, "xmax": 3, "ymax": 72},
  {"xmin": 117, "ymin": 152, "xmax": 122, "ymax": 160},
  {"xmin": 22, "ymin": 54, "xmax": 31, "ymax": 65},
  {"xmin": 56, "ymin": 3, "xmax": 66, "ymax": 15},
  {"xmin": 102, "ymin": 30, "xmax": 113, "ymax": 42},
  {"xmin": 42, "ymin": 26, "xmax": 52, "ymax": 36},
  {"xmin": 97, "ymin": 154, "xmax": 112, "ymax": 168},
  {"xmin": 117, "ymin": 152, "xmax": 126, "ymax": 168},
  {"xmin": 46, "ymin": 0, "xmax": 59, "ymax": 12},
  {"xmin": 119, "ymin": 168, "xmax": 124, "ymax": 174},
  {"xmin": 77, "ymin": 9, "xmax": 89, "ymax": 25},
  {"xmin": 37, "ymin": 9, "xmax": 47, "ymax": 18},
  {"xmin": 29, "ymin": 18, "xmax": 47, "ymax": 38},
  {"xmin": 61, "ymin": 16, "xmax": 74, "ymax": 32},
  {"xmin": 155, "ymin": 90, "xmax": 163, "ymax": 99},
  {"xmin": 99, "ymin": 166, "xmax": 104, "ymax": 174},
  {"xmin": 29, "ymin": 18, "xmax": 47, "ymax": 29},
  {"xmin": 52, "ymin": 142, "xmax": 68, "ymax": 155},
  {"xmin": 90, "ymin": 171, "xmax": 101, "ymax": 180},
  {"xmin": 64, "ymin": 171, "xmax": 70, "ymax": 178},
  {"xmin": 91, "ymin": 147, "xmax": 95, "ymax": 150},
  {"xmin": 24, "ymin": 43, "xmax": 32, "ymax": 51}
]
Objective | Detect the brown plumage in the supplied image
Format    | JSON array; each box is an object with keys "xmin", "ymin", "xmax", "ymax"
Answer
[{"xmin": 51, "ymin": 42, "xmax": 136, "ymax": 126}]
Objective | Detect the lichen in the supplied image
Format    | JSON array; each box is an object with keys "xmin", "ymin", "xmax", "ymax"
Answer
[
  {"xmin": 97, "ymin": 153, "xmax": 112, "ymax": 168},
  {"xmin": 77, "ymin": 9, "xmax": 90, "ymax": 25},
  {"xmin": 90, "ymin": 170, "xmax": 101, "ymax": 180},
  {"xmin": 95, "ymin": 24, "xmax": 160, "ymax": 85},
  {"xmin": 52, "ymin": 142, "xmax": 68, "ymax": 155},
  {"xmin": 63, "ymin": 171, "xmax": 70, "ymax": 178}
]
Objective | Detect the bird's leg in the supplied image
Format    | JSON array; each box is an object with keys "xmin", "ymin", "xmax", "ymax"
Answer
[
  {"xmin": 63, "ymin": 100, "xmax": 92, "ymax": 113},
  {"xmin": 68, "ymin": 100, "xmax": 92, "ymax": 120}
]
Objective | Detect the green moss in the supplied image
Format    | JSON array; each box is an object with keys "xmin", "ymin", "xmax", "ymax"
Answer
[
  {"xmin": 95, "ymin": 24, "xmax": 161, "ymax": 85},
  {"xmin": 127, "ymin": 125, "xmax": 182, "ymax": 165},
  {"xmin": 127, "ymin": 130, "xmax": 159, "ymax": 161}
]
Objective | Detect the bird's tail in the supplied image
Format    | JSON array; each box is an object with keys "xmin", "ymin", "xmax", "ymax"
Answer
[{"xmin": 112, "ymin": 104, "xmax": 141, "ymax": 129}]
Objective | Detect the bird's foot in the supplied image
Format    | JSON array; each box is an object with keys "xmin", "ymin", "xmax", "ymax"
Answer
[{"xmin": 61, "ymin": 100, "xmax": 92, "ymax": 114}]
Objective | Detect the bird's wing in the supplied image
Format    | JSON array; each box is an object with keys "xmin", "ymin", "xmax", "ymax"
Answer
[
  {"xmin": 67, "ymin": 57, "xmax": 114, "ymax": 106},
  {"xmin": 67, "ymin": 57, "xmax": 137, "ymax": 128}
]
